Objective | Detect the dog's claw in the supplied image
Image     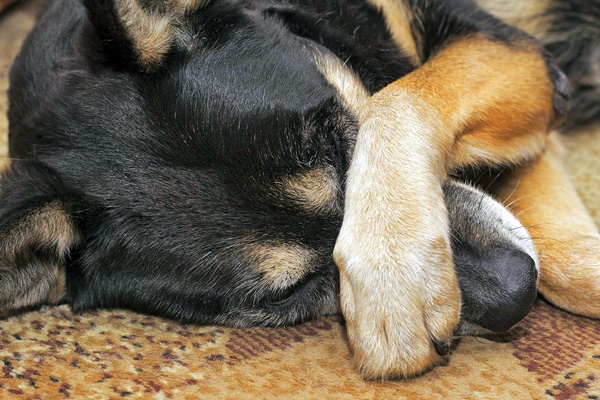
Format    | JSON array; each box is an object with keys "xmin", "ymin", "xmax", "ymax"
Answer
[
  {"xmin": 433, "ymin": 339, "xmax": 451, "ymax": 357},
  {"xmin": 548, "ymin": 61, "xmax": 571, "ymax": 122}
]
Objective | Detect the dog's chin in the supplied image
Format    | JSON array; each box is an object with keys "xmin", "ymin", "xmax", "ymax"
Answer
[{"xmin": 445, "ymin": 180, "xmax": 539, "ymax": 336}]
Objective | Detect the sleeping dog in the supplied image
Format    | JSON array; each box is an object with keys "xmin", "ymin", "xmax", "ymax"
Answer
[{"xmin": 4, "ymin": 0, "xmax": 600, "ymax": 379}]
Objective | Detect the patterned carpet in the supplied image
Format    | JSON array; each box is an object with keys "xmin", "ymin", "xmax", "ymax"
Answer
[{"xmin": 1, "ymin": 1, "xmax": 600, "ymax": 398}]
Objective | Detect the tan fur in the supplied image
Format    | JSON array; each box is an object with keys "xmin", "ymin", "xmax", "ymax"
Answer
[
  {"xmin": 312, "ymin": 51, "xmax": 370, "ymax": 121},
  {"xmin": 0, "ymin": 201, "xmax": 78, "ymax": 311},
  {"xmin": 1, "ymin": 201, "xmax": 78, "ymax": 259},
  {"xmin": 333, "ymin": 36, "xmax": 556, "ymax": 379},
  {"xmin": 168, "ymin": 0, "xmax": 205, "ymax": 14},
  {"xmin": 113, "ymin": 0, "xmax": 207, "ymax": 68},
  {"xmin": 492, "ymin": 132, "xmax": 600, "ymax": 319},
  {"xmin": 394, "ymin": 37, "xmax": 554, "ymax": 169},
  {"xmin": 47, "ymin": 265, "xmax": 68, "ymax": 304},
  {"xmin": 280, "ymin": 165, "xmax": 341, "ymax": 214},
  {"xmin": 311, "ymin": 50, "xmax": 370, "ymax": 160},
  {"xmin": 366, "ymin": 0, "xmax": 421, "ymax": 65},
  {"xmin": 3, "ymin": 263, "xmax": 67, "ymax": 310},
  {"xmin": 247, "ymin": 243, "xmax": 317, "ymax": 290},
  {"xmin": 288, "ymin": 13, "xmax": 592, "ymax": 378},
  {"xmin": 115, "ymin": 0, "xmax": 174, "ymax": 69},
  {"xmin": 334, "ymin": 89, "xmax": 459, "ymax": 379},
  {"xmin": 475, "ymin": 0, "xmax": 551, "ymax": 36}
]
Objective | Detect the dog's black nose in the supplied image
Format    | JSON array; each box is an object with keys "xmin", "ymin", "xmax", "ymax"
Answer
[
  {"xmin": 476, "ymin": 249, "xmax": 538, "ymax": 333},
  {"xmin": 455, "ymin": 247, "xmax": 538, "ymax": 334}
]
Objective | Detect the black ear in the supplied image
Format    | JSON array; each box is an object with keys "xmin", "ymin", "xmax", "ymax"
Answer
[
  {"xmin": 0, "ymin": 161, "xmax": 80, "ymax": 317},
  {"xmin": 82, "ymin": 0, "xmax": 204, "ymax": 71}
]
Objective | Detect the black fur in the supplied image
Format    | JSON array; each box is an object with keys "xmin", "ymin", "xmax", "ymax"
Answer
[
  {"xmin": 542, "ymin": 0, "xmax": 600, "ymax": 130},
  {"xmin": 5, "ymin": 0, "xmax": 596, "ymax": 333}
]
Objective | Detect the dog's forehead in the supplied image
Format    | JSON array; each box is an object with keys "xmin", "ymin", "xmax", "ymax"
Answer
[
  {"xmin": 133, "ymin": 21, "xmax": 363, "ymax": 168},
  {"xmin": 97, "ymin": 0, "xmax": 368, "ymax": 134},
  {"xmin": 175, "ymin": 27, "xmax": 338, "ymax": 116}
]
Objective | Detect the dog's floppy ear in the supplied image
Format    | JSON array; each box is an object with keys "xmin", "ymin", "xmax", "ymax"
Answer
[
  {"xmin": 82, "ymin": 0, "xmax": 204, "ymax": 71},
  {"xmin": 0, "ymin": 161, "xmax": 80, "ymax": 316}
]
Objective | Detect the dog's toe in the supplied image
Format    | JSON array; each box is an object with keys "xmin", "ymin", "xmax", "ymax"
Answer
[
  {"xmin": 538, "ymin": 234, "xmax": 600, "ymax": 319},
  {"xmin": 335, "ymin": 233, "xmax": 461, "ymax": 380}
]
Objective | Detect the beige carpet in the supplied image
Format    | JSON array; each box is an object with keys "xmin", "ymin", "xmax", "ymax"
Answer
[{"xmin": 1, "ymin": 1, "xmax": 600, "ymax": 398}]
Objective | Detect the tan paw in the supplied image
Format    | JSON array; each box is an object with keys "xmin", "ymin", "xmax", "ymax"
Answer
[
  {"xmin": 538, "ymin": 233, "xmax": 600, "ymax": 319},
  {"xmin": 332, "ymin": 92, "xmax": 462, "ymax": 379},
  {"xmin": 334, "ymin": 205, "xmax": 461, "ymax": 379}
]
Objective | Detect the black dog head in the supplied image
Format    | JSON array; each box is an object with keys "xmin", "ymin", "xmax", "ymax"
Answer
[
  {"xmin": 4, "ymin": 0, "xmax": 537, "ymax": 333},
  {"xmin": 7, "ymin": 0, "xmax": 359, "ymax": 325}
]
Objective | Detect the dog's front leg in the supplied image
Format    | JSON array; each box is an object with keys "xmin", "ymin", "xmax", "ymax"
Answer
[
  {"xmin": 333, "ymin": 27, "xmax": 564, "ymax": 378},
  {"xmin": 334, "ymin": 92, "xmax": 459, "ymax": 379}
]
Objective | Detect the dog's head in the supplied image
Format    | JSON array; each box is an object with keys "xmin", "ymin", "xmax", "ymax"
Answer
[
  {"xmin": 4, "ymin": 0, "xmax": 537, "ymax": 332},
  {"xmin": 7, "ymin": 0, "xmax": 372, "ymax": 325}
]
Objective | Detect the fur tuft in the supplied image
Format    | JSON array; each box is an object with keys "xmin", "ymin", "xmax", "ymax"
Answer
[{"xmin": 541, "ymin": 0, "xmax": 600, "ymax": 131}]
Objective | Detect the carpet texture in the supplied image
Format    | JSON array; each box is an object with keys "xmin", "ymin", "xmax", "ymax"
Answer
[{"xmin": 1, "ymin": 1, "xmax": 600, "ymax": 398}]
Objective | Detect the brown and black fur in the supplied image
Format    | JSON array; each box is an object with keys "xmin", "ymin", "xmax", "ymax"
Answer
[{"xmin": 3, "ymin": 0, "xmax": 600, "ymax": 379}]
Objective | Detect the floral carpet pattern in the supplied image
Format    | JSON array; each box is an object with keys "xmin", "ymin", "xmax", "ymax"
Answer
[{"xmin": 1, "ymin": 1, "xmax": 600, "ymax": 398}]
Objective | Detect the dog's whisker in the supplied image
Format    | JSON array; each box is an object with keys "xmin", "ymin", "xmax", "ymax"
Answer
[
  {"xmin": 513, "ymin": 206, "xmax": 539, "ymax": 219},
  {"xmin": 484, "ymin": 167, "xmax": 507, "ymax": 193},
  {"xmin": 510, "ymin": 222, "xmax": 554, "ymax": 231},
  {"xmin": 0, "ymin": 156, "xmax": 32, "ymax": 162},
  {"xmin": 528, "ymin": 236, "xmax": 569, "ymax": 246},
  {"xmin": 503, "ymin": 194, "xmax": 533, "ymax": 211},
  {"xmin": 448, "ymin": 229, "xmax": 462, "ymax": 245},
  {"xmin": 500, "ymin": 178, "xmax": 522, "ymax": 208}
]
